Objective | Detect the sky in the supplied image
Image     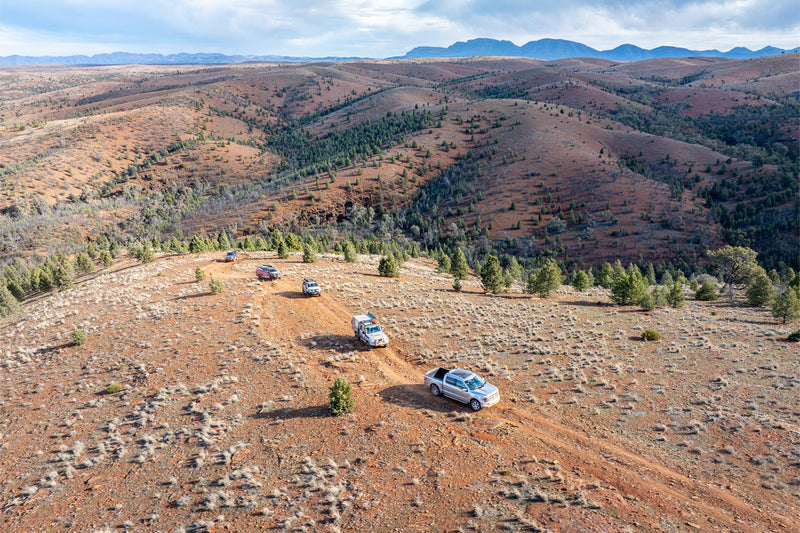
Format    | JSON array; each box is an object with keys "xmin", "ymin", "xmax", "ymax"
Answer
[{"xmin": 1, "ymin": 0, "xmax": 798, "ymax": 58}]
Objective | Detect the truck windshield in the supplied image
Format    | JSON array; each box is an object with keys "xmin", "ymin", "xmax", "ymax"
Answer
[
  {"xmin": 465, "ymin": 376, "xmax": 485, "ymax": 390},
  {"xmin": 365, "ymin": 325, "xmax": 381, "ymax": 334}
]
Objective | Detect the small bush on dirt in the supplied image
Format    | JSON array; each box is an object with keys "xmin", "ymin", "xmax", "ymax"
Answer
[
  {"xmin": 209, "ymin": 275, "xmax": 224, "ymax": 295},
  {"xmin": 666, "ymin": 281, "xmax": 686, "ymax": 308},
  {"xmin": 71, "ymin": 329, "xmax": 88, "ymax": 346},
  {"xmin": 329, "ymin": 377, "xmax": 354, "ymax": 416},
  {"xmin": 195, "ymin": 266, "xmax": 206, "ymax": 281},
  {"xmin": 105, "ymin": 383, "xmax": 122, "ymax": 394},
  {"xmin": 786, "ymin": 329, "xmax": 800, "ymax": 342},
  {"xmin": 641, "ymin": 329, "xmax": 662, "ymax": 341},
  {"xmin": 745, "ymin": 271, "xmax": 775, "ymax": 307},
  {"xmin": 453, "ymin": 278, "xmax": 462, "ymax": 292}
]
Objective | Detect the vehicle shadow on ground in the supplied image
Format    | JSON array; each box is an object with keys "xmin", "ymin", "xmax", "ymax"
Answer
[
  {"xmin": 378, "ymin": 384, "xmax": 471, "ymax": 413},
  {"xmin": 252, "ymin": 404, "xmax": 331, "ymax": 420},
  {"xmin": 300, "ymin": 334, "xmax": 360, "ymax": 353},
  {"xmin": 276, "ymin": 291, "xmax": 308, "ymax": 299}
]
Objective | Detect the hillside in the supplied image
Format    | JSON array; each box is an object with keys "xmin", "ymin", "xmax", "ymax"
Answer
[
  {"xmin": 0, "ymin": 252, "xmax": 798, "ymax": 531},
  {"xmin": 0, "ymin": 55, "xmax": 797, "ymax": 272}
]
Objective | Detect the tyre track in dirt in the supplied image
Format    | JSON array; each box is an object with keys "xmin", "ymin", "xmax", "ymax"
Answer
[{"xmin": 303, "ymin": 294, "xmax": 790, "ymax": 532}]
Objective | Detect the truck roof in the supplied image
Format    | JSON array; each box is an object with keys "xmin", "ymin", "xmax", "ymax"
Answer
[
  {"xmin": 353, "ymin": 313, "xmax": 376, "ymax": 322},
  {"xmin": 450, "ymin": 368, "xmax": 476, "ymax": 380}
]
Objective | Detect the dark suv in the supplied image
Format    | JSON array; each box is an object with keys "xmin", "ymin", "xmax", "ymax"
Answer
[{"xmin": 256, "ymin": 265, "xmax": 282, "ymax": 280}]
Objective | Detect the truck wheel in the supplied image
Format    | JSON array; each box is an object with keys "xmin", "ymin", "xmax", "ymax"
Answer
[
  {"xmin": 430, "ymin": 384, "xmax": 441, "ymax": 397},
  {"xmin": 469, "ymin": 399, "xmax": 482, "ymax": 412}
]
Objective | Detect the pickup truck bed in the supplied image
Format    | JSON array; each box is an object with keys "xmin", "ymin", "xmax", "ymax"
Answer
[{"xmin": 423, "ymin": 367, "xmax": 500, "ymax": 411}]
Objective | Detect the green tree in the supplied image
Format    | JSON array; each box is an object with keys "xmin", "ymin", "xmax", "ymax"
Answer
[
  {"xmin": 100, "ymin": 250, "xmax": 114, "ymax": 268},
  {"xmin": 0, "ymin": 285, "xmax": 21, "ymax": 318},
  {"xmin": 450, "ymin": 247, "xmax": 469, "ymax": 281},
  {"xmin": 437, "ymin": 253, "xmax": 451, "ymax": 273},
  {"xmin": 695, "ymin": 281, "xmax": 718, "ymax": 301},
  {"xmin": 329, "ymin": 376, "xmax": 355, "ymax": 416},
  {"xmin": 665, "ymin": 281, "xmax": 686, "ymax": 308},
  {"xmin": 452, "ymin": 278, "xmax": 462, "ymax": 292},
  {"xmin": 639, "ymin": 291, "xmax": 655, "ymax": 311},
  {"xmin": 343, "ymin": 241, "xmax": 357, "ymax": 263},
  {"xmin": 595, "ymin": 262, "xmax": 614, "ymax": 288},
  {"xmin": 285, "ymin": 233, "xmax": 302, "ymax": 251},
  {"xmin": 378, "ymin": 255, "xmax": 399, "ymax": 277},
  {"xmin": 74, "ymin": 252, "xmax": 94, "ymax": 274},
  {"xmin": 302, "ymin": 242, "xmax": 317, "ymax": 263},
  {"xmin": 708, "ymin": 246, "xmax": 760, "ymax": 298},
  {"xmin": 189, "ymin": 235, "xmax": 206, "ymax": 253},
  {"xmin": 772, "ymin": 289, "xmax": 800, "ymax": 324},
  {"xmin": 480, "ymin": 255, "xmax": 505, "ymax": 294},
  {"xmin": 745, "ymin": 272, "xmax": 775, "ymax": 307},
  {"xmin": 217, "ymin": 231, "xmax": 231, "ymax": 250},
  {"xmin": 610, "ymin": 265, "xmax": 646, "ymax": 306},
  {"xmin": 195, "ymin": 266, "xmax": 206, "ymax": 281},
  {"xmin": 277, "ymin": 238, "xmax": 289, "ymax": 259},
  {"xmin": 527, "ymin": 259, "xmax": 562, "ymax": 297},
  {"xmin": 572, "ymin": 270, "xmax": 590, "ymax": 292},
  {"xmin": 52, "ymin": 262, "xmax": 74, "ymax": 290}
]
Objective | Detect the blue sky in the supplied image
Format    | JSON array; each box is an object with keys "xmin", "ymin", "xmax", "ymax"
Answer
[{"xmin": 1, "ymin": 1, "xmax": 797, "ymax": 57}]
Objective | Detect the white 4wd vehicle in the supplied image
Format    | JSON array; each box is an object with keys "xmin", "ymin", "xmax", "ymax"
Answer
[
  {"xmin": 351, "ymin": 313, "xmax": 388, "ymax": 349},
  {"xmin": 423, "ymin": 367, "xmax": 500, "ymax": 411},
  {"xmin": 302, "ymin": 278, "xmax": 321, "ymax": 296}
]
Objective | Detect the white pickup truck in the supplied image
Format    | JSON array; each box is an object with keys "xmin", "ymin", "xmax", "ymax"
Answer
[
  {"xmin": 351, "ymin": 313, "xmax": 389, "ymax": 349},
  {"xmin": 423, "ymin": 367, "xmax": 500, "ymax": 411}
]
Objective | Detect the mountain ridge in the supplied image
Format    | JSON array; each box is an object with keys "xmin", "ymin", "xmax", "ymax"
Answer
[{"xmin": 1, "ymin": 38, "xmax": 797, "ymax": 66}]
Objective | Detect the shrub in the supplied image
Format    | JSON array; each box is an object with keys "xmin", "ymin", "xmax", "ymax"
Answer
[
  {"xmin": 453, "ymin": 278, "xmax": 462, "ymax": 292},
  {"xmin": 695, "ymin": 280, "xmax": 718, "ymax": 301},
  {"xmin": 195, "ymin": 266, "xmax": 206, "ymax": 281},
  {"xmin": 209, "ymin": 275, "xmax": 224, "ymax": 295},
  {"xmin": 71, "ymin": 329, "xmax": 88, "ymax": 346},
  {"xmin": 786, "ymin": 329, "xmax": 800, "ymax": 342},
  {"xmin": 378, "ymin": 255, "xmax": 399, "ymax": 278},
  {"xmin": 641, "ymin": 329, "xmax": 662, "ymax": 341},
  {"xmin": 329, "ymin": 377, "xmax": 354, "ymax": 415},
  {"xmin": 105, "ymin": 383, "xmax": 122, "ymax": 394}
]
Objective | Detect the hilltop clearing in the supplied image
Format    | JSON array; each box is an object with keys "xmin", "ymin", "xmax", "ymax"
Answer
[{"xmin": 1, "ymin": 253, "xmax": 797, "ymax": 531}]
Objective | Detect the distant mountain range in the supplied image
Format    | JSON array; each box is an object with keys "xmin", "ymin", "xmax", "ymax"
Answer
[
  {"xmin": 1, "ymin": 39, "xmax": 797, "ymax": 66},
  {"xmin": 400, "ymin": 38, "xmax": 799, "ymax": 61},
  {"xmin": 0, "ymin": 51, "xmax": 363, "ymax": 66}
]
